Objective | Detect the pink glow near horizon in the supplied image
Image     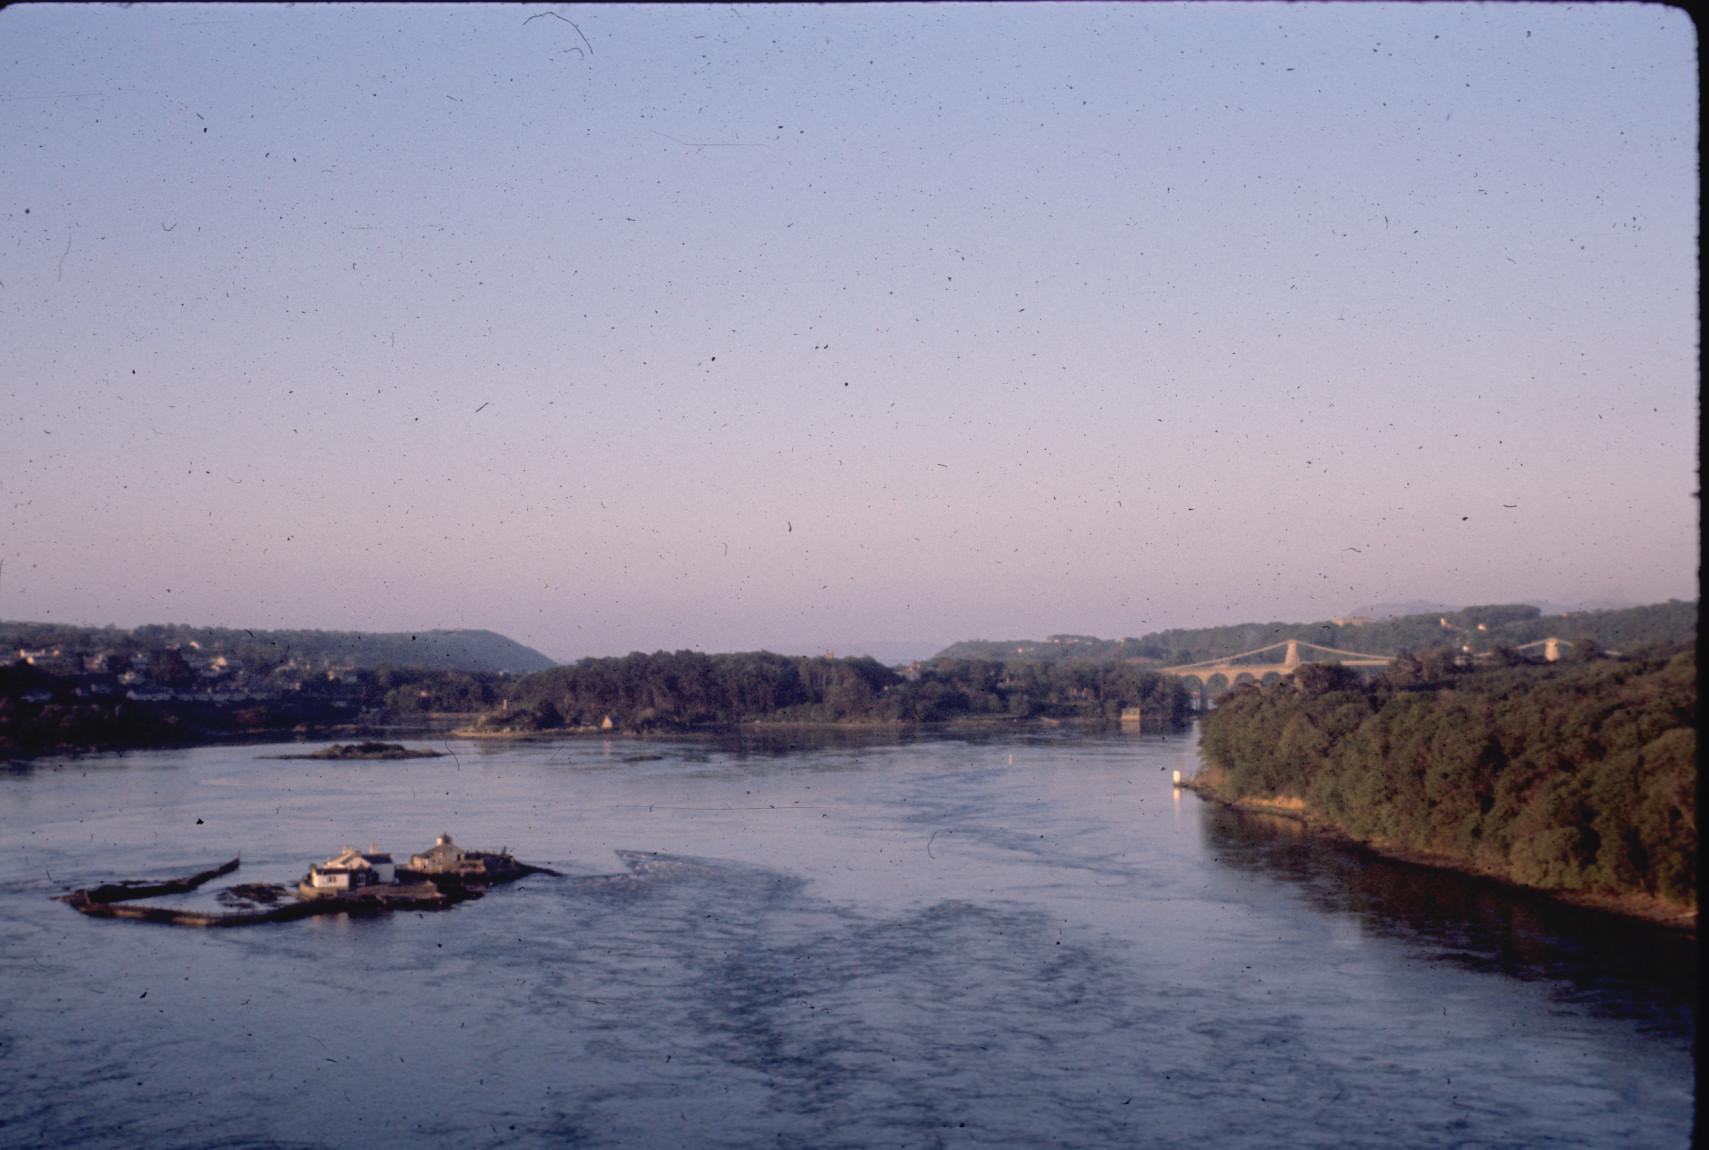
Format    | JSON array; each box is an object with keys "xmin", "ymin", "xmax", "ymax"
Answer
[{"xmin": 1, "ymin": 4, "xmax": 1697, "ymax": 661}]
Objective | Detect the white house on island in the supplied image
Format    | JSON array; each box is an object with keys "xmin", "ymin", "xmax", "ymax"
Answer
[{"xmin": 302, "ymin": 845, "xmax": 396, "ymax": 893}]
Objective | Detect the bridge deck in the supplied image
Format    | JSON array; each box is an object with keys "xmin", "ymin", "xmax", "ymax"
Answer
[{"xmin": 1157, "ymin": 638, "xmax": 1394, "ymax": 682}]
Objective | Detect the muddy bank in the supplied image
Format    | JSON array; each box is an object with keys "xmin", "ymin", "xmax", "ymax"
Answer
[
  {"xmin": 263, "ymin": 741, "xmax": 446, "ymax": 761},
  {"xmin": 75, "ymin": 857, "xmax": 242, "ymax": 904}
]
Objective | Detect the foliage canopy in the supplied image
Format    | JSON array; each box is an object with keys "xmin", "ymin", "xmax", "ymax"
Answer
[{"xmin": 1198, "ymin": 646, "xmax": 1697, "ymax": 907}]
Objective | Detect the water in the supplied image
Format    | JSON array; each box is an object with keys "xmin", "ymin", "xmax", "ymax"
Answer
[{"xmin": 1, "ymin": 729, "xmax": 1695, "ymax": 1148}]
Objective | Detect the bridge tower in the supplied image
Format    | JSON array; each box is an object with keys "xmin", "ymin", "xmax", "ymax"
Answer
[{"xmin": 1281, "ymin": 639, "xmax": 1301, "ymax": 671}]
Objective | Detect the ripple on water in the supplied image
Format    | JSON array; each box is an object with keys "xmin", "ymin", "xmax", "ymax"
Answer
[{"xmin": 0, "ymin": 735, "xmax": 1695, "ymax": 1149}]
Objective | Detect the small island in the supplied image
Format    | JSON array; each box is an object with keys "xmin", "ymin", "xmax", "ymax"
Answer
[
  {"xmin": 59, "ymin": 833, "xmax": 557, "ymax": 927},
  {"xmin": 266, "ymin": 741, "xmax": 446, "ymax": 761}
]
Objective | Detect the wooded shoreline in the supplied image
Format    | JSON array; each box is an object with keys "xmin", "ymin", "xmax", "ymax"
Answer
[
  {"xmin": 1193, "ymin": 646, "xmax": 1696, "ymax": 927},
  {"xmin": 1178, "ymin": 775, "xmax": 1697, "ymax": 933}
]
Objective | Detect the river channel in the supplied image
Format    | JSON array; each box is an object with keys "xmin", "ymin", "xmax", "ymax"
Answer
[{"xmin": 0, "ymin": 728, "xmax": 1695, "ymax": 1148}]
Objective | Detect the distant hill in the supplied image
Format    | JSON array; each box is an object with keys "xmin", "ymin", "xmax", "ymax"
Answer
[
  {"xmin": 932, "ymin": 600, "xmax": 1697, "ymax": 667},
  {"xmin": 810, "ymin": 640, "xmax": 948, "ymax": 666},
  {"xmin": 1528, "ymin": 599, "xmax": 1637, "ymax": 616},
  {"xmin": 1, "ymin": 621, "xmax": 556, "ymax": 675},
  {"xmin": 934, "ymin": 636, "xmax": 1160, "ymax": 665},
  {"xmin": 1351, "ymin": 599, "xmax": 1635, "ymax": 622},
  {"xmin": 271, "ymin": 628, "xmax": 557, "ymax": 673},
  {"xmin": 1347, "ymin": 601, "xmax": 1455, "ymax": 620}
]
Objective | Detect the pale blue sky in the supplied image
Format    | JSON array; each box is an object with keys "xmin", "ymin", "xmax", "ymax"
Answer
[{"xmin": 1, "ymin": 3, "xmax": 1697, "ymax": 660}]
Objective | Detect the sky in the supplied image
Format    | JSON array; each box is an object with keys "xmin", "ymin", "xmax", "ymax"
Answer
[{"xmin": 1, "ymin": 3, "xmax": 1698, "ymax": 662}]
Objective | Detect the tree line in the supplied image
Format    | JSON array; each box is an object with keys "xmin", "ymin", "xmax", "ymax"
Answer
[
  {"xmin": 1196, "ymin": 644, "xmax": 1696, "ymax": 908},
  {"xmin": 3, "ymin": 646, "xmax": 1194, "ymax": 754},
  {"xmin": 476, "ymin": 650, "xmax": 1193, "ymax": 732}
]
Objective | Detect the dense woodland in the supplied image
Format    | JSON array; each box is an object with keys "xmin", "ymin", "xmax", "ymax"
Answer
[
  {"xmin": 936, "ymin": 600, "xmax": 1696, "ymax": 666},
  {"xmin": 2, "ymin": 647, "xmax": 1191, "ymax": 755},
  {"xmin": 477, "ymin": 650, "xmax": 1192, "ymax": 732},
  {"xmin": 1197, "ymin": 644, "xmax": 1697, "ymax": 908}
]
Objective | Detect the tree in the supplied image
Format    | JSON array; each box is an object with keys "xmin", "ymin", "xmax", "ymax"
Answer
[
  {"xmin": 147, "ymin": 648, "xmax": 197, "ymax": 689},
  {"xmin": 1456, "ymin": 603, "xmax": 1543, "ymax": 630},
  {"xmin": 91, "ymin": 650, "xmax": 132, "ymax": 676},
  {"xmin": 1570, "ymin": 637, "xmax": 1606, "ymax": 662},
  {"xmin": 1292, "ymin": 663, "xmax": 1358, "ymax": 696},
  {"xmin": 1384, "ymin": 650, "xmax": 1428, "ymax": 689}
]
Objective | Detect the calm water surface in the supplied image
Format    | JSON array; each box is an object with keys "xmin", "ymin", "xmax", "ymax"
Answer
[{"xmin": 0, "ymin": 729, "xmax": 1695, "ymax": 1148}]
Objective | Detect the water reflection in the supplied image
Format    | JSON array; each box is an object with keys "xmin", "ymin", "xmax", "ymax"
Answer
[
  {"xmin": 1199, "ymin": 804, "xmax": 1698, "ymax": 1024},
  {"xmin": 1, "ymin": 749, "xmax": 164, "ymax": 778}
]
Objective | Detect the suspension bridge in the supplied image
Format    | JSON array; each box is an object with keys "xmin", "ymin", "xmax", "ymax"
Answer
[{"xmin": 1157, "ymin": 639, "xmax": 1395, "ymax": 709}]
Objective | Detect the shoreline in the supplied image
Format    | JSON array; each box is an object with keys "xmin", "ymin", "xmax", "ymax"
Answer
[
  {"xmin": 1177, "ymin": 776, "xmax": 1698, "ymax": 934},
  {"xmin": 3, "ymin": 717, "xmax": 482, "ymax": 762},
  {"xmin": 449, "ymin": 715, "xmax": 1191, "ymax": 740},
  {"xmin": 10, "ymin": 714, "xmax": 1191, "ymax": 759}
]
